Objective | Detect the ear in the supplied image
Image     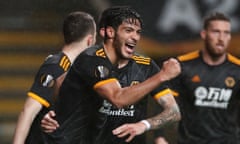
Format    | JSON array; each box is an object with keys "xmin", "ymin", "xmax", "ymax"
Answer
[
  {"xmin": 87, "ymin": 35, "xmax": 95, "ymax": 46},
  {"xmin": 105, "ymin": 26, "xmax": 115, "ymax": 38},
  {"xmin": 99, "ymin": 28, "xmax": 105, "ymax": 38},
  {"xmin": 200, "ymin": 30, "xmax": 206, "ymax": 40}
]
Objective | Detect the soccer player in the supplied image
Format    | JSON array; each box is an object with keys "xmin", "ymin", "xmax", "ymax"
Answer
[
  {"xmin": 113, "ymin": 12, "xmax": 240, "ymax": 144},
  {"xmin": 41, "ymin": 6, "xmax": 181, "ymax": 144},
  {"xmin": 12, "ymin": 11, "xmax": 96, "ymax": 144}
]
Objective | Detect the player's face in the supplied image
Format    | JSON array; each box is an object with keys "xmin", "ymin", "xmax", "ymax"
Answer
[
  {"xmin": 113, "ymin": 19, "xmax": 142, "ymax": 59},
  {"xmin": 201, "ymin": 20, "xmax": 231, "ymax": 57}
]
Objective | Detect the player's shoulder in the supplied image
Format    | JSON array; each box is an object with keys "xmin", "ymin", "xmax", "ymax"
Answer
[
  {"xmin": 44, "ymin": 52, "xmax": 69, "ymax": 64},
  {"xmin": 132, "ymin": 53, "xmax": 152, "ymax": 65},
  {"xmin": 74, "ymin": 45, "xmax": 109, "ymax": 69},
  {"xmin": 227, "ymin": 53, "xmax": 240, "ymax": 66},
  {"xmin": 82, "ymin": 45, "xmax": 105, "ymax": 57},
  {"xmin": 177, "ymin": 51, "xmax": 200, "ymax": 62},
  {"xmin": 77, "ymin": 45, "xmax": 107, "ymax": 64},
  {"xmin": 43, "ymin": 52, "xmax": 71, "ymax": 71}
]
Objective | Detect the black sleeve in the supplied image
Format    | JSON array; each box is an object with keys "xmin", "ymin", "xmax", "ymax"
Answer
[
  {"xmin": 29, "ymin": 63, "xmax": 65, "ymax": 107},
  {"xmin": 71, "ymin": 54, "xmax": 114, "ymax": 88}
]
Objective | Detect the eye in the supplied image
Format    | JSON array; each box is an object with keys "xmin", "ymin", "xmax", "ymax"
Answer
[
  {"xmin": 210, "ymin": 30, "xmax": 220, "ymax": 36},
  {"xmin": 224, "ymin": 31, "xmax": 230, "ymax": 35},
  {"xmin": 137, "ymin": 30, "xmax": 142, "ymax": 35},
  {"xmin": 125, "ymin": 28, "xmax": 132, "ymax": 33},
  {"xmin": 126, "ymin": 29, "xmax": 131, "ymax": 33}
]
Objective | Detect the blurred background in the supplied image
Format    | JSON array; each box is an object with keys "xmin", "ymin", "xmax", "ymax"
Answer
[{"xmin": 0, "ymin": 0, "xmax": 239, "ymax": 143}]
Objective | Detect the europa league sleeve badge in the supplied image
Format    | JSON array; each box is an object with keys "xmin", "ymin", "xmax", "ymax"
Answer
[{"xmin": 95, "ymin": 65, "xmax": 110, "ymax": 79}]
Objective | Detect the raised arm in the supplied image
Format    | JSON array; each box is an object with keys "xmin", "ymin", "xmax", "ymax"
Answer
[{"xmin": 95, "ymin": 58, "xmax": 181, "ymax": 108}]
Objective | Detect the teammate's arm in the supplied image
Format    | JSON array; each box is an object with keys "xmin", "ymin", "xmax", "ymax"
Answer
[
  {"xmin": 95, "ymin": 58, "xmax": 180, "ymax": 108},
  {"xmin": 13, "ymin": 97, "xmax": 42, "ymax": 144},
  {"xmin": 40, "ymin": 110, "xmax": 59, "ymax": 133},
  {"xmin": 147, "ymin": 92, "xmax": 180, "ymax": 130},
  {"xmin": 112, "ymin": 92, "xmax": 180, "ymax": 142}
]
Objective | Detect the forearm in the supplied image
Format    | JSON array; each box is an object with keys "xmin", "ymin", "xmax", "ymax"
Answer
[
  {"xmin": 118, "ymin": 71, "xmax": 167, "ymax": 106},
  {"xmin": 13, "ymin": 98, "xmax": 42, "ymax": 144},
  {"xmin": 96, "ymin": 71, "xmax": 168, "ymax": 108},
  {"xmin": 114, "ymin": 58, "xmax": 180, "ymax": 107},
  {"xmin": 13, "ymin": 111, "xmax": 33, "ymax": 144},
  {"xmin": 112, "ymin": 96, "xmax": 180, "ymax": 142},
  {"xmin": 146, "ymin": 103, "xmax": 180, "ymax": 130}
]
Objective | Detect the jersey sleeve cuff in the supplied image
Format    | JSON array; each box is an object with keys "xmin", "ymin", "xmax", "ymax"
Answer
[{"xmin": 28, "ymin": 92, "xmax": 50, "ymax": 108}]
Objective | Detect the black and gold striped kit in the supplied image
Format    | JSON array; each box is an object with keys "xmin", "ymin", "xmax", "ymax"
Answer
[
  {"xmin": 171, "ymin": 51, "xmax": 240, "ymax": 144},
  {"xmin": 46, "ymin": 45, "xmax": 169, "ymax": 144},
  {"xmin": 26, "ymin": 52, "xmax": 71, "ymax": 144}
]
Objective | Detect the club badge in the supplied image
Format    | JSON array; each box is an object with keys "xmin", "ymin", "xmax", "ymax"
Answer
[{"xmin": 225, "ymin": 76, "xmax": 235, "ymax": 88}]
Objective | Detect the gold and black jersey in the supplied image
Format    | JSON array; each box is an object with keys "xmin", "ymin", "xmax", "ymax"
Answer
[
  {"xmin": 28, "ymin": 52, "xmax": 71, "ymax": 108},
  {"xmin": 171, "ymin": 51, "xmax": 240, "ymax": 144},
  {"xmin": 46, "ymin": 45, "xmax": 169, "ymax": 144},
  {"xmin": 25, "ymin": 52, "xmax": 71, "ymax": 144}
]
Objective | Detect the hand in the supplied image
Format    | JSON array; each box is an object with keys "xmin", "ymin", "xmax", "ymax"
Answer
[
  {"xmin": 112, "ymin": 122, "xmax": 146, "ymax": 142},
  {"xmin": 41, "ymin": 110, "xmax": 59, "ymax": 133},
  {"xmin": 155, "ymin": 136, "xmax": 169, "ymax": 144},
  {"xmin": 160, "ymin": 58, "xmax": 181, "ymax": 81}
]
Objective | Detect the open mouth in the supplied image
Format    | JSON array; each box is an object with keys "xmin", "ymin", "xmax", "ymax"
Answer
[
  {"xmin": 125, "ymin": 43, "xmax": 135, "ymax": 54},
  {"xmin": 125, "ymin": 43, "xmax": 136, "ymax": 49},
  {"xmin": 125, "ymin": 42, "xmax": 136, "ymax": 49}
]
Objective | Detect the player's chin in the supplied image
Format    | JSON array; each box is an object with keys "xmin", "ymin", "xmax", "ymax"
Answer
[{"xmin": 123, "ymin": 53, "xmax": 133, "ymax": 59}]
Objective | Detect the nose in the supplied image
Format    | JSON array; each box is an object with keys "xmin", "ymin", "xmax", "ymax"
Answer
[
  {"xmin": 132, "ymin": 31, "xmax": 141, "ymax": 42},
  {"xmin": 219, "ymin": 33, "xmax": 225, "ymax": 41}
]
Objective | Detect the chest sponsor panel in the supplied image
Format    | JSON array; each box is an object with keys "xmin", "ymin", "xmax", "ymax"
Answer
[{"xmin": 194, "ymin": 86, "xmax": 232, "ymax": 109}]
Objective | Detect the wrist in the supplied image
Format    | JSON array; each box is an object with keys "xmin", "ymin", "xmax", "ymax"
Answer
[
  {"xmin": 140, "ymin": 120, "xmax": 151, "ymax": 131},
  {"xmin": 158, "ymin": 70, "xmax": 168, "ymax": 83}
]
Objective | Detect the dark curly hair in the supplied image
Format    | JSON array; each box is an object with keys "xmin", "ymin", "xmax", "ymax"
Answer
[{"xmin": 98, "ymin": 6, "xmax": 143, "ymax": 32}]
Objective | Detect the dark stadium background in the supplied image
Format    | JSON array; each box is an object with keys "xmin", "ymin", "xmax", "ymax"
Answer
[{"xmin": 0, "ymin": 0, "xmax": 239, "ymax": 143}]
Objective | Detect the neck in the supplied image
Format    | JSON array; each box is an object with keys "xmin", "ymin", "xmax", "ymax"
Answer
[
  {"xmin": 103, "ymin": 43, "xmax": 129, "ymax": 69},
  {"xmin": 202, "ymin": 50, "xmax": 227, "ymax": 66},
  {"xmin": 62, "ymin": 42, "xmax": 89, "ymax": 63}
]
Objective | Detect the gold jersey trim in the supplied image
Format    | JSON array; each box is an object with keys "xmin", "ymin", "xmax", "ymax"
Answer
[
  {"xmin": 132, "ymin": 55, "xmax": 151, "ymax": 65},
  {"xmin": 93, "ymin": 78, "xmax": 118, "ymax": 89},
  {"xmin": 154, "ymin": 88, "xmax": 172, "ymax": 100},
  {"xmin": 59, "ymin": 55, "xmax": 71, "ymax": 71},
  {"xmin": 177, "ymin": 51, "xmax": 200, "ymax": 62},
  {"xmin": 27, "ymin": 92, "xmax": 50, "ymax": 108},
  {"xmin": 170, "ymin": 89, "xmax": 179, "ymax": 97},
  {"xmin": 227, "ymin": 54, "xmax": 240, "ymax": 66},
  {"xmin": 96, "ymin": 48, "xmax": 106, "ymax": 58}
]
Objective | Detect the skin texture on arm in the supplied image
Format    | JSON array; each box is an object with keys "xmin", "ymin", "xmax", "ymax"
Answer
[
  {"xmin": 112, "ymin": 93, "xmax": 180, "ymax": 142},
  {"xmin": 147, "ymin": 93, "xmax": 180, "ymax": 130},
  {"xmin": 12, "ymin": 97, "xmax": 42, "ymax": 144},
  {"xmin": 95, "ymin": 58, "xmax": 181, "ymax": 108}
]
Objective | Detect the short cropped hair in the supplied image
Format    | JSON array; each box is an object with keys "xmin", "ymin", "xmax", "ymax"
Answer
[
  {"xmin": 203, "ymin": 12, "xmax": 230, "ymax": 29},
  {"xmin": 63, "ymin": 11, "xmax": 96, "ymax": 44}
]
